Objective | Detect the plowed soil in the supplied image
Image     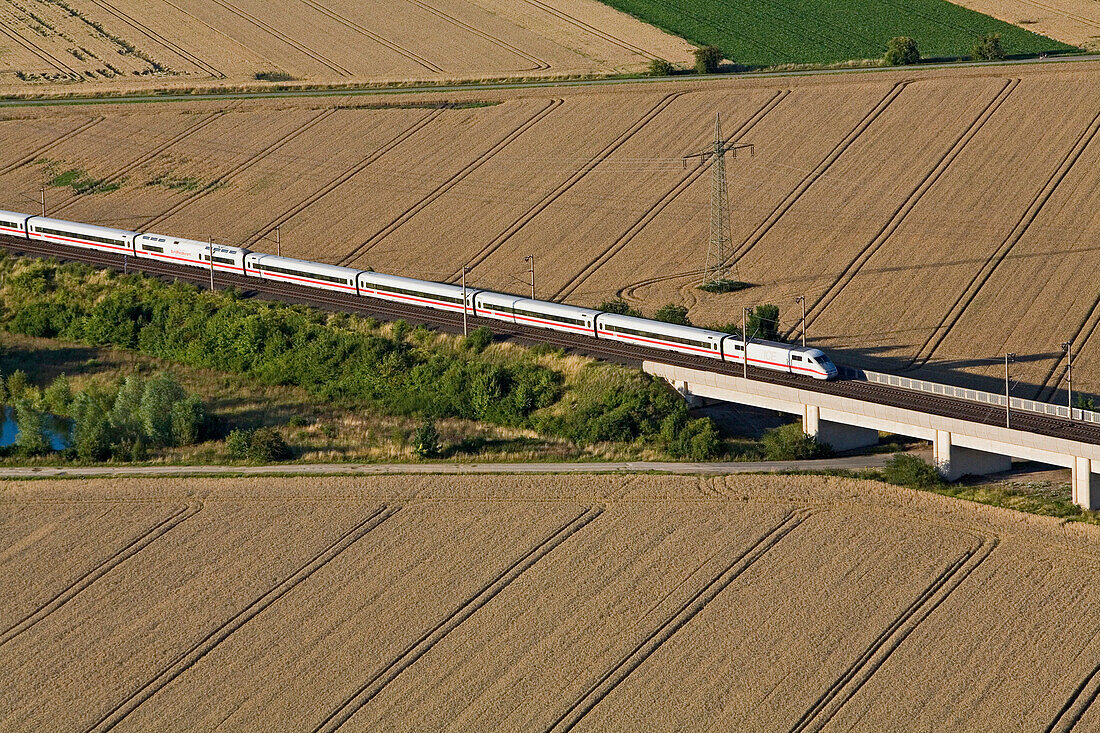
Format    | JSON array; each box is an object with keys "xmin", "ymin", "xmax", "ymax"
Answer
[
  {"xmin": 2, "ymin": 472, "xmax": 1099, "ymax": 731},
  {"xmin": 0, "ymin": 61, "xmax": 1098, "ymax": 400}
]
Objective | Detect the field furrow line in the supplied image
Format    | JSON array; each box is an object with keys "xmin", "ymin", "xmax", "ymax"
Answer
[
  {"xmin": 453, "ymin": 92, "xmax": 685, "ymax": 281},
  {"xmin": 207, "ymin": 0, "xmax": 354, "ymax": 76},
  {"xmin": 725, "ymin": 80, "xmax": 911, "ymax": 269},
  {"xmin": 1044, "ymin": 660, "xmax": 1100, "ymax": 732},
  {"xmin": 0, "ymin": 24, "xmax": 81, "ymax": 79},
  {"xmin": 788, "ymin": 534, "xmax": 999, "ymax": 733},
  {"xmin": 908, "ymin": 109, "xmax": 1100, "ymax": 369},
  {"xmin": 798, "ymin": 79, "xmax": 1020, "ymax": 336},
  {"xmin": 553, "ymin": 90, "xmax": 790, "ymax": 301},
  {"xmin": 1015, "ymin": 0, "xmax": 1100, "ymax": 30},
  {"xmin": 338, "ymin": 98, "xmax": 563, "ymax": 266},
  {"xmin": 314, "ymin": 505, "xmax": 604, "ymax": 732},
  {"xmin": 545, "ymin": 508, "xmax": 811, "ymax": 733},
  {"xmin": 85, "ymin": 504, "xmax": 398, "ymax": 733},
  {"xmin": 247, "ymin": 108, "xmax": 445, "ymax": 247},
  {"xmin": 51, "ymin": 111, "xmax": 228, "ymax": 214},
  {"xmin": 82, "ymin": 0, "xmax": 224, "ymax": 78},
  {"xmin": 0, "ymin": 501, "xmax": 202, "ymax": 648},
  {"xmin": 297, "ymin": 0, "xmax": 443, "ymax": 73},
  {"xmin": 1037, "ymin": 291, "xmax": 1100, "ymax": 401},
  {"xmin": 156, "ymin": 0, "xmax": 281, "ymax": 69},
  {"xmin": 139, "ymin": 108, "xmax": 337, "ymax": 230},
  {"xmin": 403, "ymin": 0, "xmax": 551, "ymax": 70},
  {"xmin": 518, "ymin": 0, "xmax": 656, "ymax": 59},
  {"xmin": 0, "ymin": 116, "xmax": 104, "ymax": 176}
]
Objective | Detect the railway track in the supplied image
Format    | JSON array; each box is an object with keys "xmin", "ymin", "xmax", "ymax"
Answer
[{"xmin": 4, "ymin": 233, "xmax": 1099, "ymax": 448}]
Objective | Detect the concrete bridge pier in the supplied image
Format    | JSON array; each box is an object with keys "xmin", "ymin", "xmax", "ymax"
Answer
[
  {"xmin": 1072, "ymin": 457, "xmax": 1100, "ymax": 511},
  {"xmin": 802, "ymin": 405, "xmax": 879, "ymax": 452},
  {"xmin": 933, "ymin": 430, "xmax": 1012, "ymax": 481},
  {"xmin": 669, "ymin": 379, "xmax": 703, "ymax": 408}
]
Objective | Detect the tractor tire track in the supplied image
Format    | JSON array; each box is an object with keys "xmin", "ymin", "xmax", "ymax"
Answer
[
  {"xmin": 247, "ymin": 107, "xmax": 444, "ymax": 247},
  {"xmin": 51, "ymin": 111, "xmax": 228, "ymax": 214},
  {"xmin": 0, "ymin": 501, "xmax": 202, "ymax": 648},
  {"xmin": 338, "ymin": 98, "xmax": 562, "ymax": 266},
  {"xmin": 315, "ymin": 504, "xmax": 603, "ymax": 732},
  {"xmin": 553, "ymin": 90, "xmax": 790, "ymax": 301},
  {"xmin": 207, "ymin": 0, "xmax": 353, "ymax": 76},
  {"xmin": 518, "ymin": 0, "xmax": 657, "ymax": 60},
  {"xmin": 157, "ymin": 0, "xmax": 281, "ymax": 70},
  {"xmin": 402, "ymin": 0, "xmax": 551, "ymax": 71},
  {"xmin": 798, "ymin": 79, "xmax": 1020, "ymax": 338},
  {"xmin": 451, "ymin": 92, "xmax": 684, "ymax": 282},
  {"xmin": 0, "ymin": 116, "xmax": 104, "ymax": 176},
  {"xmin": 297, "ymin": 0, "xmax": 443, "ymax": 73},
  {"xmin": 545, "ymin": 508, "xmax": 811, "ymax": 733},
  {"xmin": 909, "ymin": 109, "xmax": 1100, "ymax": 370},
  {"xmin": 83, "ymin": 0, "xmax": 224, "ymax": 78},
  {"xmin": 789, "ymin": 532, "xmax": 998, "ymax": 733},
  {"xmin": 611, "ymin": 81, "xmax": 910, "ymax": 302},
  {"xmin": 86, "ymin": 504, "xmax": 398, "ymax": 733},
  {"xmin": 1045, "ymin": 658, "xmax": 1100, "ymax": 732},
  {"xmin": 1038, "ymin": 292, "xmax": 1100, "ymax": 402},
  {"xmin": 1015, "ymin": 0, "xmax": 1100, "ymax": 31},
  {"xmin": 0, "ymin": 24, "xmax": 81, "ymax": 79},
  {"xmin": 139, "ymin": 108, "xmax": 337, "ymax": 230}
]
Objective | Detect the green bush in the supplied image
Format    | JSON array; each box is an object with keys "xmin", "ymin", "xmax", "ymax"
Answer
[
  {"xmin": 14, "ymin": 399, "xmax": 50, "ymax": 455},
  {"xmin": 170, "ymin": 394, "xmax": 206, "ymax": 446},
  {"xmin": 1075, "ymin": 394, "xmax": 1096, "ymax": 411},
  {"xmin": 746, "ymin": 304, "xmax": 782, "ymax": 341},
  {"xmin": 413, "ymin": 418, "xmax": 442, "ymax": 458},
  {"xmin": 463, "ymin": 326, "xmax": 493, "ymax": 353},
  {"xmin": 761, "ymin": 423, "xmax": 831, "ymax": 460},
  {"xmin": 654, "ymin": 304, "xmax": 692, "ymax": 326},
  {"xmin": 226, "ymin": 427, "xmax": 291, "ymax": 461},
  {"xmin": 598, "ymin": 298, "xmax": 643, "ymax": 318},
  {"xmin": 226, "ymin": 429, "xmax": 252, "ymax": 459},
  {"xmin": 973, "ymin": 33, "xmax": 1005, "ymax": 60},
  {"xmin": 648, "ymin": 58, "xmax": 674, "ymax": 76},
  {"xmin": 694, "ymin": 45, "xmax": 723, "ymax": 73},
  {"xmin": 7, "ymin": 370, "xmax": 28, "ymax": 401},
  {"xmin": 881, "ymin": 453, "xmax": 945, "ymax": 489},
  {"xmin": 43, "ymin": 375, "xmax": 73, "ymax": 415},
  {"xmin": 885, "ymin": 36, "xmax": 920, "ymax": 65}
]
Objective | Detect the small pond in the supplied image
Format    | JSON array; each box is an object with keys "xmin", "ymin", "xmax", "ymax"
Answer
[{"xmin": 0, "ymin": 405, "xmax": 72, "ymax": 450}]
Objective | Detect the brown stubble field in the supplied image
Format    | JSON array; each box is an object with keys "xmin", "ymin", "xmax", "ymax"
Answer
[
  {"xmin": 951, "ymin": 0, "xmax": 1100, "ymax": 49},
  {"xmin": 0, "ymin": 0, "xmax": 693, "ymax": 94},
  {"xmin": 3, "ymin": 473, "xmax": 1100, "ymax": 730},
  {"xmin": 0, "ymin": 62, "xmax": 1098, "ymax": 399}
]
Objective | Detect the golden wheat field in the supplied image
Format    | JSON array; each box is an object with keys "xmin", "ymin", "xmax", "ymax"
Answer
[
  {"xmin": 0, "ymin": 61, "xmax": 1098, "ymax": 400},
  {"xmin": 952, "ymin": 0, "xmax": 1100, "ymax": 49},
  {"xmin": 1, "ymin": 472, "xmax": 1099, "ymax": 730},
  {"xmin": 0, "ymin": 0, "xmax": 693, "ymax": 93}
]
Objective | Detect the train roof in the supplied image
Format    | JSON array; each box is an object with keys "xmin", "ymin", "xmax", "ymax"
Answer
[
  {"xmin": 359, "ymin": 270, "xmax": 469, "ymax": 295},
  {"xmin": 0, "ymin": 210, "xmax": 31, "ymax": 223},
  {"xmin": 248, "ymin": 253, "xmax": 361, "ymax": 278},
  {"xmin": 137, "ymin": 232, "xmax": 248, "ymax": 255},
  {"xmin": 596, "ymin": 312, "xmax": 728, "ymax": 340},
  {"xmin": 511, "ymin": 297, "xmax": 600, "ymax": 318},
  {"xmin": 28, "ymin": 216, "xmax": 138, "ymax": 239}
]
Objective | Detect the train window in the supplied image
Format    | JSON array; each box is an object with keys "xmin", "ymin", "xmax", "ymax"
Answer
[
  {"xmin": 0, "ymin": 220, "xmax": 17, "ymax": 229},
  {"xmin": 202, "ymin": 254, "xmax": 236, "ymax": 266},
  {"xmin": 35, "ymin": 226, "xmax": 125, "ymax": 247},
  {"xmin": 791, "ymin": 355, "xmax": 803, "ymax": 362},
  {"xmin": 370, "ymin": 283, "xmax": 462, "ymax": 304},
  {"xmin": 261, "ymin": 263, "xmax": 349, "ymax": 284},
  {"xmin": 513, "ymin": 307, "xmax": 585, "ymax": 326},
  {"xmin": 142, "ymin": 244, "xmax": 164, "ymax": 253},
  {"xmin": 731, "ymin": 343, "xmax": 743, "ymax": 351},
  {"xmin": 602, "ymin": 323, "xmax": 709, "ymax": 348}
]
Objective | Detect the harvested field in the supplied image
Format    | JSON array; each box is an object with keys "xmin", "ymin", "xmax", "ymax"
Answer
[
  {"xmin": 0, "ymin": 62, "xmax": 1098, "ymax": 400},
  {"xmin": 0, "ymin": 0, "xmax": 693, "ymax": 94},
  {"xmin": 951, "ymin": 0, "xmax": 1100, "ymax": 49},
  {"xmin": 3, "ymin": 472, "xmax": 1100, "ymax": 730}
]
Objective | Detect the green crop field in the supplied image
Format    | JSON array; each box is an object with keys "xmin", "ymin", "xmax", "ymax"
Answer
[{"xmin": 598, "ymin": 0, "xmax": 1077, "ymax": 68}]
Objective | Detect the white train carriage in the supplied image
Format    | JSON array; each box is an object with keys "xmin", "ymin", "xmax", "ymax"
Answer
[
  {"xmin": 0, "ymin": 210, "xmax": 31, "ymax": 238},
  {"xmin": 475, "ymin": 293, "xmax": 598, "ymax": 336},
  {"xmin": 26, "ymin": 216, "xmax": 136, "ymax": 255},
  {"xmin": 245, "ymin": 253, "xmax": 360, "ymax": 294},
  {"xmin": 720, "ymin": 338, "xmax": 837, "ymax": 380},
  {"xmin": 358, "ymin": 271, "xmax": 476, "ymax": 313},
  {"xmin": 594, "ymin": 312, "xmax": 725, "ymax": 360},
  {"xmin": 135, "ymin": 233, "xmax": 247, "ymax": 274}
]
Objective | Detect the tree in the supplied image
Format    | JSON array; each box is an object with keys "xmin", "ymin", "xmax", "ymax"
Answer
[
  {"xmin": 71, "ymin": 390, "xmax": 112, "ymax": 461},
  {"xmin": 110, "ymin": 375, "xmax": 145, "ymax": 444},
  {"xmin": 413, "ymin": 418, "xmax": 442, "ymax": 458},
  {"xmin": 226, "ymin": 428, "xmax": 252, "ymax": 459},
  {"xmin": 694, "ymin": 45, "xmax": 722, "ymax": 74},
  {"xmin": 973, "ymin": 33, "xmax": 1005, "ymax": 60},
  {"xmin": 884, "ymin": 36, "xmax": 920, "ymax": 66},
  {"xmin": 170, "ymin": 394, "xmax": 206, "ymax": 446},
  {"xmin": 248, "ymin": 426, "xmax": 291, "ymax": 461},
  {"xmin": 746, "ymin": 304, "xmax": 781, "ymax": 341},
  {"xmin": 761, "ymin": 423, "xmax": 830, "ymax": 460},
  {"xmin": 43, "ymin": 374, "xmax": 73, "ymax": 415},
  {"xmin": 648, "ymin": 58, "xmax": 674, "ymax": 76},
  {"xmin": 654, "ymin": 304, "xmax": 691, "ymax": 326},
  {"xmin": 140, "ymin": 372, "xmax": 186, "ymax": 446},
  {"xmin": 14, "ymin": 398, "xmax": 51, "ymax": 455},
  {"xmin": 7, "ymin": 370, "xmax": 28, "ymax": 401},
  {"xmin": 598, "ymin": 299, "xmax": 643, "ymax": 318}
]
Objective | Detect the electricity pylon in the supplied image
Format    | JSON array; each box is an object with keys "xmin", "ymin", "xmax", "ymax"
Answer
[{"xmin": 683, "ymin": 113, "xmax": 753, "ymax": 287}]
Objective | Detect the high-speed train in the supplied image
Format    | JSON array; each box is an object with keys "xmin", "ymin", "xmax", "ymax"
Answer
[{"xmin": 0, "ymin": 210, "xmax": 839, "ymax": 380}]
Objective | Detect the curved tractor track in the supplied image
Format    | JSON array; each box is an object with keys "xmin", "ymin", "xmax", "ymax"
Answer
[{"xmin": 3, "ymin": 234, "xmax": 1099, "ymax": 447}]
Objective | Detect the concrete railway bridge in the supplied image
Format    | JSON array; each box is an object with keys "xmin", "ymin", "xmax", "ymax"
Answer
[{"xmin": 4, "ymin": 233, "xmax": 1100, "ymax": 509}]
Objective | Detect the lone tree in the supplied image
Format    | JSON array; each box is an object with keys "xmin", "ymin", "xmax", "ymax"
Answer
[
  {"xmin": 973, "ymin": 33, "xmax": 1005, "ymax": 60},
  {"xmin": 648, "ymin": 58, "xmax": 674, "ymax": 76},
  {"xmin": 694, "ymin": 46, "xmax": 722, "ymax": 74},
  {"xmin": 884, "ymin": 36, "xmax": 920, "ymax": 66}
]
